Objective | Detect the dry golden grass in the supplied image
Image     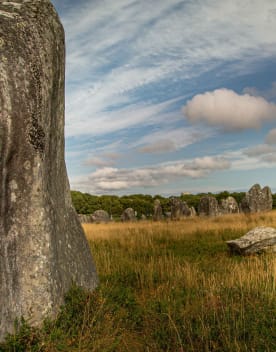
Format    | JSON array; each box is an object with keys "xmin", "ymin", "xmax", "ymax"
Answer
[
  {"xmin": 80, "ymin": 211, "xmax": 276, "ymax": 351},
  {"xmin": 83, "ymin": 210, "xmax": 276, "ymax": 241},
  {"xmin": 4, "ymin": 212, "xmax": 276, "ymax": 351}
]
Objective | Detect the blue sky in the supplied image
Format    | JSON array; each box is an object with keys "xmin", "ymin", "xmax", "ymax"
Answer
[{"xmin": 51, "ymin": 0, "xmax": 276, "ymax": 196}]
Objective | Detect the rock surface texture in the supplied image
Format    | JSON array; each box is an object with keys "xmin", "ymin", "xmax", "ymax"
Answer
[
  {"xmin": 220, "ymin": 196, "xmax": 239, "ymax": 214},
  {"xmin": 170, "ymin": 198, "xmax": 191, "ymax": 220},
  {"xmin": 240, "ymin": 184, "xmax": 273, "ymax": 213},
  {"xmin": 227, "ymin": 227, "xmax": 276, "ymax": 255},
  {"xmin": 92, "ymin": 210, "xmax": 110, "ymax": 223},
  {"xmin": 198, "ymin": 196, "xmax": 219, "ymax": 216},
  {"xmin": 0, "ymin": 1, "xmax": 98, "ymax": 340},
  {"xmin": 121, "ymin": 208, "xmax": 137, "ymax": 222},
  {"xmin": 78, "ymin": 214, "xmax": 93, "ymax": 223},
  {"xmin": 153, "ymin": 199, "xmax": 163, "ymax": 221}
]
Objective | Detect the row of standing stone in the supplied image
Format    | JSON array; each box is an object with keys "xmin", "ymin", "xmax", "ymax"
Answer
[
  {"xmin": 167, "ymin": 183, "xmax": 273, "ymax": 220},
  {"xmin": 78, "ymin": 184, "xmax": 273, "ymax": 223}
]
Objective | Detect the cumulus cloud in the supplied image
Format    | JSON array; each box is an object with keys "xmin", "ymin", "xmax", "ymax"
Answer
[
  {"xmin": 243, "ymin": 82, "xmax": 276, "ymax": 100},
  {"xmin": 71, "ymin": 156, "xmax": 230, "ymax": 193},
  {"xmin": 57, "ymin": 0, "xmax": 276, "ymax": 137},
  {"xmin": 183, "ymin": 89, "xmax": 276, "ymax": 130}
]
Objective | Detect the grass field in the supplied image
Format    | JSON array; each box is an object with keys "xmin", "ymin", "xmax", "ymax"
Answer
[{"xmin": 1, "ymin": 212, "xmax": 276, "ymax": 351}]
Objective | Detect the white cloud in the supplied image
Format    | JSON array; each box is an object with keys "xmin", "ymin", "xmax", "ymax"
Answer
[
  {"xmin": 265, "ymin": 128, "xmax": 276, "ymax": 144},
  {"xmin": 244, "ymin": 144, "xmax": 276, "ymax": 157},
  {"xmin": 183, "ymin": 89, "xmax": 276, "ymax": 130},
  {"xmin": 58, "ymin": 0, "xmax": 276, "ymax": 137},
  {"xmin": 136, "ymin": 126, "xmax": 212, "ymax": 154},
  {"xmin": 243, "ymin": 82, "xmax": 276, "ymax": 100},
  {"xmin": 65, "ymin": 96, "xmax": 183, "ymax": 137},
  {"xmin": 83, "ymin": 156, "xmax": 116, "ymax": 168},
  {"xmin": 70, "ymin": 156, "xmax": 230, "ymax": 193},
  {"xmin": 139, "ymin": 140, "xmax": 176, "ymax": 153},
  {"xmin": 242, "ymin": 143, "xmax": 276, "ymax": 166}
]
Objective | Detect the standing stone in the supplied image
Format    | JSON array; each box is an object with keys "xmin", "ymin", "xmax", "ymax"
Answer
[
  {"xmin": 153, "ymin": 199, "xmax": 163, "ymax": 221},
  {"xmin": 240, "ymin": 184, "xmax": 273, "ymax": 213},
  {"xmin": 189, "ymin": 206, "xmax": 197, "ymax": 217},
  {"xmin": 78, "ymin": 214, "xmax": 93, "ymax": 223},
  {"xmin": 121, "ymin": 208, "xmax": 137, "ymax": 222},
  {"xmin": 220, "ymin": 196, "xmax": 239, "ymax": 214},
  {"xmin": 92, "ymin": 210, "xmax": 110, "ymax": 223},
  {"xmin": 0, "ymin": 1, "xmax": 98, "ymax": 340},
  {"xmin": 170, "ymin": 198, "xmax": 190, "ymax": 220},
  {"xmin": 182, "ymin": 201, "xmax": 192, "ymax": 217},
  {"xmin": 170, "ymin": 198, "xmax": 182, "ymax": 220},
  {"xmin": 198, "ymin": 196, "xmax": 219, "ymax": 216}
]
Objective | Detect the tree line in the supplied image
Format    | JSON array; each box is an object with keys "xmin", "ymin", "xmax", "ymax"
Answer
[{"xmin": 71, "ymin": 190, "xmax": 276, "ymax": 220}]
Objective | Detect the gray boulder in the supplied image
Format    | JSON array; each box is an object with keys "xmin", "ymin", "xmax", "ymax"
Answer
[
  {"xmin": 198, "ymin": 196, "xmax": 219, "ymax": 216},
  {"xmin": 121, "ymin": 208, "xmax": 137, "ymax": 222},
  {"xmin": 153, "ymin": 199, "xmax": 163, "ymax": 221},
  {"xmin": 0, "ymin": 1, "xmax": 98, "ymax": 341},
  {"xmin": 220, "ymin": 196, "xmax": 239, "ymax": 214},
  {"xmin": 92, "ymin": 210, "xmax": 110, "ymax": 223},
  {"xmin": 227, "ymin": 226, "xmax": 276, "ymax": 255},
  {"xmin": 240, "ymin": 184, "xmax": 273, "ymax": 213}
]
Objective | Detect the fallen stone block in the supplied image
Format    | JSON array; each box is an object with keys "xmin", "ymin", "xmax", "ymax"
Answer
[{"xmin": 226, "ymin": 226, "xmax": 276, "ymax": 255}]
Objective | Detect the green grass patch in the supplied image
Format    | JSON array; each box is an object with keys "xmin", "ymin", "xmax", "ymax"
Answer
[{"xmin": 1, "ymin": 219, "xmax": 276, "ymax": 351}]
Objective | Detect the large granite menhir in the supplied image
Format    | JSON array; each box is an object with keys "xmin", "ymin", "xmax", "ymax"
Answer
[
  {"xmin": 0, "ymin": 0, "xmax": 98, "ymax": 340},
  {"xmin": 198, "ymin": 196, "xmax": 219, "ymax": 216},
  {"xmin": 240, "ymin": 184, "xmax": 273, "ymax": 213}
]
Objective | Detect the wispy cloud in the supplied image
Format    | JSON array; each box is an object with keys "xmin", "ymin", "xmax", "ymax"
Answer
[
  {"xmin": 242, "ymin": 133, "xmax": 276, "ymax": 165},
  {"xmin": 136, "ymin": 126, "xmax": 213, "ymax": 153},
  {"xmin": 50, "ymin": 0, "xmax": 276, "ymax": 194},
  {"xmin": 65, "ymin": 96, "xmax": 183, "ymax": 137},
  {"xmin": 183, "ymin": 89, "xmax": 276, "ymax": 130},
  {"xmin": 71, "ymin": 156, "xmax": 230, "ymax": 193},
  {"xmin": 244, "ymin": 144, "xmax": 276, "ymax": 157},
  {"xmin": 60, "ymin": 0, "xmax": 276, "ymax": 137}
]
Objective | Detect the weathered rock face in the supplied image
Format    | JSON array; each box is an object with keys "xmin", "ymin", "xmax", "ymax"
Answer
[
  {"xmin": 227, "ymin": 227, "xmax": 276, "ymax": 255},
  {"xmin": 220, "ymin": 196, "xmax": 239, "ymax": 214},
  {"xmin": 0, "ymin": 1, "xmax": 98, "ymax": 340},
  {"xmin": 78, "ymin": 214, "xmax": 93, "ymax": 223},
  {"xmin": 92, "ymin": 210, "xmax": 110, "ymax": 223},
  {"xmin": 198, "ymin": 196, "xmax": 219, "ymax": 216},
  {"xmin": 189, "ymin": 206, "xmax": 197, "ymax": 217},
  {"xmin": 121, "ymin": 208, "xmax": 137, "ymax": 222},
  {"xmin": 153, "ymin": 199, "xmax": 163, "ymax": 221},
  {"xmin": 182, "ymin": 202, "xmax": 192, "ymax": 217},
  {"xmin": 171, "ymin": 198, "xmax": 191, "ymax": 220},
  {"xmin": 240, "ymin": 184, "xmax": 273, "ymax": 213},
  {"xmin": 170, "ymin": 198, "xmax": 184, "ymax": 220}
]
